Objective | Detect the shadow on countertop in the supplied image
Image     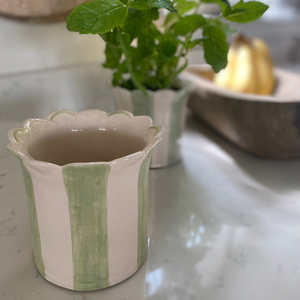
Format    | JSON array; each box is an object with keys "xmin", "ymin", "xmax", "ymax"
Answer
[{"xmin": 186, "ymin": 113, "xmax": 300, "ymax": 193}]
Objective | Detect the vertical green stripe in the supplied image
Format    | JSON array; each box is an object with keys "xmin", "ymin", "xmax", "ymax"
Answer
[
  {"xmin": 132, "ymin": 90, "xmax": 154, "ymax": 119},
  {"xmin": 62, "ymin": 164, "xmax": 111, "ymax": 291},
  {"xmin": 137, "ymin": 152, "xmax": 152, "ymax": 269},
  {"xmin": 7, "ymin": 146, "xmax": 46, "ymax": 277},
  {"xmin": 168, "ymin": 92, "xmax": 188, "ymax": 165},
  {"xmin": 20, "ymin": 161, "xmax": 45, "ymax": 277},
  {"xmin": 8, "ymin": 148, "xmax": 45, "ymax": 276}
]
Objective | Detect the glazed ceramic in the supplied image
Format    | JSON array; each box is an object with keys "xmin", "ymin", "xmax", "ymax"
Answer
[
  {"xmin": 183, "ymin": 64, "xmax": 300, "ymax": 159},
  {"xmin": 7, "ymin": 109, "xmax": 162, "ymax": 291},
  {"xmin": 113, "ymin": 84, "xmax": 192, "ymax": 168}
]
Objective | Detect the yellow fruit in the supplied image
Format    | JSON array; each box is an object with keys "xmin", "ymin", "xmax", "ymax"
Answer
[
  {"xmin": 214, "ymin": 35, "xmax": 275, "ymax": 96},
  {"xmin": 214, "ymin": 48, "xmax": 236, "ymax": 88},
  {"xmin": 228, "ymin": 42, "xmax": 257, "ymax": 93},
  {"xmin": 253, "ymin": 39, "xmax": 276, "ymax": 95}
]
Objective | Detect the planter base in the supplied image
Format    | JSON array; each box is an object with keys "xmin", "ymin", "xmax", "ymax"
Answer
[
  {"xmin": 36, "ymin": 255, "xmax": 147, "ymax": 291},
  {"xmin": 113, "ymin": 86, "xmax": 192, "ymax": 168}
]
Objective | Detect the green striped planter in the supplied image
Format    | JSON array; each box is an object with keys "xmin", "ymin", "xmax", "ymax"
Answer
[
  {"xmin": 7, "ymin": 109, "xmax": 161, "ymax": 291},
  {"xmin": 113, "ymin": 84, "xmax": 192, "ymax": 168}
]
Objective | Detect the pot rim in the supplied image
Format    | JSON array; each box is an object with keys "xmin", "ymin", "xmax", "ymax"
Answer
[
  {"xmin": 113, "ymin": 79, "xmax": 194, "ymax": 96},
  {"xmin": 7, "ymin": 109, "xmax": 162, "ymax": 168}
]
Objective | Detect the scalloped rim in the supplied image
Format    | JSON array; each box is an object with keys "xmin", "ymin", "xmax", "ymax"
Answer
[{"xmin": 7, "ymin": 109, "xmax": 162, "ymax": 167}]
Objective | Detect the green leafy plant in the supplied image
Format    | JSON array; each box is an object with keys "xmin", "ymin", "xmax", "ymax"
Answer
[{"xmin": 67, "ymin": 0, "xmax": 269, "ymax": 92}]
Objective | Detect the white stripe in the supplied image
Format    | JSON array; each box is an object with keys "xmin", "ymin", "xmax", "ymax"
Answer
[
  {"xmin": 180, "ymin": 93, "xmax": 189, "ymax": 135},
  {"xmin": 148, "ymin": 169, "xmax": 155, "ymax": 238},
  {"xmin": 151, "ymin": 90, "xmax": 175, "ymax": 168},
  {"xmin": 113, "ymin": 87, "xmax": 134, "ymax": 113},
  {"xmin": 106, "ymin": 154, "xmax": 145, "ymax": 285},
  {"xmin": 24, "ymin": 160, "xmax": 73, "ymax": 289}
]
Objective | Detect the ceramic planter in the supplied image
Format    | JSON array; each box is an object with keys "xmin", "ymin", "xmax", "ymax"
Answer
[
  {"xmin": 7, "ymin": 109, "xmax": 161, "ymax": 291},
  {"xmin": 113, "ymin": 84, "xmax": 192, "ymax": 168}
]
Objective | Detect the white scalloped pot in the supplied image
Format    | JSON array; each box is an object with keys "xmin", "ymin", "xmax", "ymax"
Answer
[
  {"xmin": 113, "ymin": 85, "xmax": 192, "ymax": 168},
  {"xmin": 7, "ymin": 109, "xmax": 162, "ymax": 291}
]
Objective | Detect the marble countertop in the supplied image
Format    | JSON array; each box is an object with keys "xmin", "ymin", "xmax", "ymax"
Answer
[
  {"xmin": 2, "ymin": 109, "xmax": 300, "ymax": 300},
  {"xmin": 1, "ymin": 12, "xmax": 300, "ymax": 300}
]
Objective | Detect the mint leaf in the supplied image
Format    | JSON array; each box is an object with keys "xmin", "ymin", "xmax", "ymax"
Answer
[
  {"xmin": 103, "ymin": 44, "xmax": 122, "ymax": 69},
  {"xmin": 160, "ymin": 34, "xmax": 178, "ymax": 58},
  {"xmin": 122, "ymin": 8, "xmax": 145, "ymax": 39},
  {"xmin": 223, "ymin": 7, "xmax": 246, "ymax": 17},
  {"xmin": 67, "ymin": 0, "xmax": 127, "ymax": 34},
  {"xmin": 130, "ymin": 0, "xmax": 176, "ymax": 13},
  {"xmin": 117, "ymin": 30, "xmax": 146, "ymax": 92},
  {"xmin": 145, "ymin": 8, "xmax": 159, "ymax": 20},
  {"xmin": 210, "ymin": 19, "xmax": 238, "ymax": 37},
  {"xmin": 118, "ymin": 60, "xmax": 128, "ymax": 73},
  {"xmin": 138, "ymin": 35, "xmax": 156, "ymax": 58},
  {"xmin": 149, "ymin": 23, "xmax": 163, "ymax": 41},
  {"xmin": 172, "ymin": 14, "xmax": 207, "ymax": 36},
  {"xmin": 176, "ymin": 0, "xmax": 197, "ymax": 15},
  {"xmin": 100, "ymin": 28, "xmax": 119, "ymax": 43},
  {"xmin": 101, "ymin": 29, "xmax": 122, "ymax": 69},
  {"xmin": 122, "ymin": 8, "xmax": 159, "ymax": 39},
  {"xmin": 225, "ymin": 0, "xmax": 269, "ymax": 23},
  {"xmin": 113, "ymin": 70, "xmax": 123, "ymax": 86},
  {"xmin": 188, "ymin": 38, "xmax": 206, "ymax": 49},
  {"xmin": 203, "ymin": 25, "xmax": 229, "ymax": 73},
  {"xmin": 112, "ymin": 61, "xmax": 128, "ymax": 86},
  {"xmin": 164, "ymin": 13, "xmax": 179, "ymax": 26},
  {"xmin": 130, "ymin": 0, "xmax": 150, "ymax": 9}
]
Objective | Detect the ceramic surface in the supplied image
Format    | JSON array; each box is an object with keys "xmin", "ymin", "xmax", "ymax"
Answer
[
  {"xmin": 113, "ymin": 85, "xmax": 192, "ymax": 168},
  {"xmin": 6, "ymin": 109, "xmax": 162, "ymax": 291},
  {"xmin": 183, "ymin": 65, "xmax": 300, "ymax": 159},
  {"xmin": 3, "ymin": 115, "xmax": 300, "ymax": 300}
]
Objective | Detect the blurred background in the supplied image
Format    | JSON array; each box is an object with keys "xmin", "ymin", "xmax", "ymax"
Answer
[{"xmin": 0, "ymin": 0, "xmax": 300, "ymax": 122}]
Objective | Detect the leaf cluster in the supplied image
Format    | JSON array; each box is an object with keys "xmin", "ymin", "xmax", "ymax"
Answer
[{"xmin": 67, "ymin": 0, "xmax": 269, "ymax": 92}]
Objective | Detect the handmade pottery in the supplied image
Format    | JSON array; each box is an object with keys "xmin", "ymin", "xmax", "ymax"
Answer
[
  {"xmin": 7, "ymin": 109, "xmax": 162, "ymax": 291},
  {"xmin": 113, "ymin": 84, "xmax": 192, "ymax": 168},
  {"xmin": 183, "ymin": 64, "xmax": 300, "ymax": 159}
]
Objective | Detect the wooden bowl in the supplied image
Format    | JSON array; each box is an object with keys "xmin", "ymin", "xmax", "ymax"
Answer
[
  {"xmin": 182, "ymin": 65, "xmax": 300, "ymax": 159},
  {"xmin": 0, "ymin": 0, "xmax": 89, "ymax": 22}
]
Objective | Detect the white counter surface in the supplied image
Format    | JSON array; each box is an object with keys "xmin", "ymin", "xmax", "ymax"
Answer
[
  {"xmin": 1, "ymin": 13, "xmax": 300, "ymax": 300},
  {"xmin": 1, "ymin": 101, "xmax": 300, "ymax": 300}
]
